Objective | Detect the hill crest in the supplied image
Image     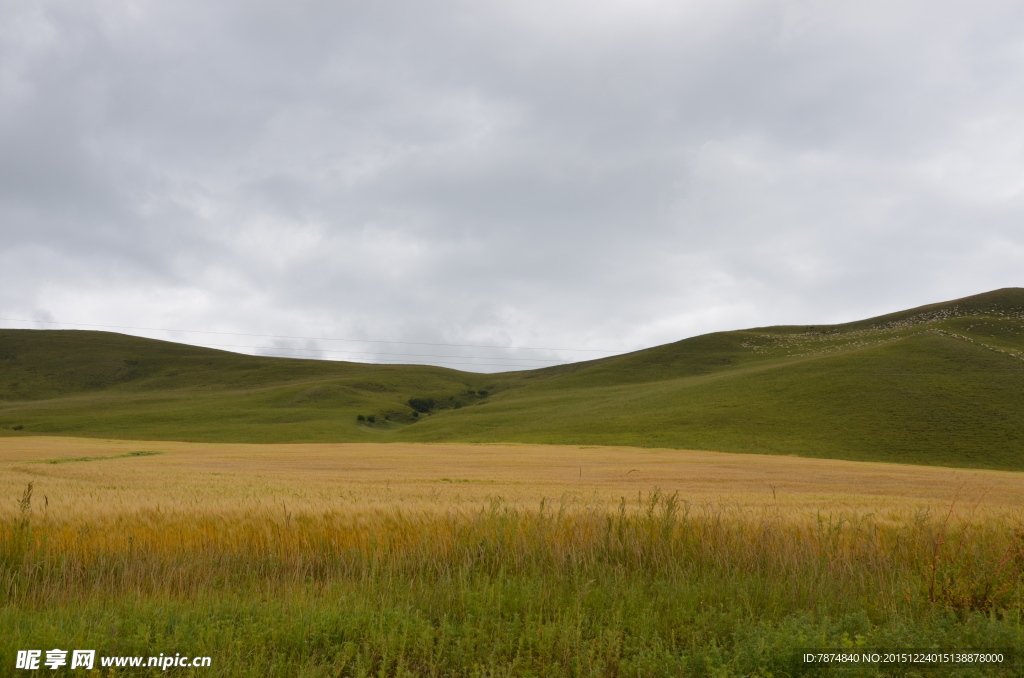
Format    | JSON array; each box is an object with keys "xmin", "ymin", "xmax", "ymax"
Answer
[{"xmin": 2, "ymin": 288, "xmax": 1023, "ymax": 471}]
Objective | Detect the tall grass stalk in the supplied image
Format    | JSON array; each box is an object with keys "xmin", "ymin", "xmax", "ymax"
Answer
[{"xmin": 3, "ymin": 493, "xmax": 1024, "ymax": 676}]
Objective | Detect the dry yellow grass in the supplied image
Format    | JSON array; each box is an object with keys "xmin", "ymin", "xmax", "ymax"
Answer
[
  {"xmin": 2, "ymin": 436, "xmax": 1022, "ymax": 520},
  {"xmin": 5, "ymin": 437, "xmax": 1024, "ymax": 676}
]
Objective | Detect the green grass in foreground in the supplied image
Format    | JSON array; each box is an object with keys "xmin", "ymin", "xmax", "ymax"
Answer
[
  {"xmin": 6, "ymin": 581, "xmax": 1020, "ymax": 677},
  {"xmin": 3, "ymin": 288, "xmax": 1024, "ymax": 469},
  {"xmin": 3, "ymin": 494, "xmax": 1024, "ymax": 676}
]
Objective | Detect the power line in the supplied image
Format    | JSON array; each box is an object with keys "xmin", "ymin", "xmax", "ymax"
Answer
[
  {"xmin": 0, "ymin": 328, "xmax": 567, "ymax": 370},
  {"xmin": 0, "ymin": 317, "xmax": 620, "ymax": 353},
  {"xmin": 187, "ymin": 340, "xmax": 569, "ymax": 363},
  {"xmin": 251, "ymin": 351, "xmax": 556, "ymax": 370},
  {"xmin": 0, "ymin": 326, "xmax": 582, "ymax": 369}
]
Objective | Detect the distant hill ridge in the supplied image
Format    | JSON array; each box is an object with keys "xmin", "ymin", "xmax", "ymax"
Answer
[{"xmin": 2, "ymin": 288, "xmax": 1023, "ymax": 470}]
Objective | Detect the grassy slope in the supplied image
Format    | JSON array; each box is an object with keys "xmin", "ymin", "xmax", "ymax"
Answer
[
  {"xmin": 2, "ymin": 288, "xmax": 1024, "ymax": 469},
  {"xmin": 0, "ymin": 331, "xmax": 501, "ymax": 442}
]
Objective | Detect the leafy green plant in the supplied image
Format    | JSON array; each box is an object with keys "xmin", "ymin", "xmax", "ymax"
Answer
[
  {"xmin": 408, "ymin": 397, "xmax": 436, "ymax": 413},
  {"xmin": 5, "ymin": 494, "xmax": 1024, "ymax": 676}
]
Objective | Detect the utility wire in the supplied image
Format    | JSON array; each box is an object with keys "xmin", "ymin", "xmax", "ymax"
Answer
[
  {"xmin": 165, "ymin": 341, "xmax": 570, "ymax": 367},
  {"xmin": 251, "ymin": 352, "xmax": 557, "ymax": 370},
  {"xmin": 181, "ymin": 340, "xmax": 569, "ymax": 363},
  {"xmin": 0, "ymin": 330, "xmax": 575, "ymax": 369},
  {"xmin": 0, "ymin": 317, "xmax": 620, "ymax": 353}
]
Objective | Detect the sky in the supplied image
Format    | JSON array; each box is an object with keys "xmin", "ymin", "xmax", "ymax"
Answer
[{"xmin": 2, "ymin": 0, "xmax": 1023, "ymax": 372}]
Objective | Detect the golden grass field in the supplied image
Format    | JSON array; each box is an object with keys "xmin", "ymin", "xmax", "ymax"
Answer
[
  {"xmin": 3, "ymin": 436, "xmax": 1023, "ymax": 519},
  {"xmin": 6, "ymin": 437, "xmax": 1024, "ymax": 676}
]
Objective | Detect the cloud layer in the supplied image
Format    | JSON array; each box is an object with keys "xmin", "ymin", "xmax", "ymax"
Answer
[{"xmin": 3, "ymin": 0, "xmax": 1023, "ymax": 370}]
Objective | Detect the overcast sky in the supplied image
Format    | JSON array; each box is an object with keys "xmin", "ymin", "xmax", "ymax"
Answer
[{"xmin": 2, "ymin": 0, "xmax": 1023, "ymax": 371}]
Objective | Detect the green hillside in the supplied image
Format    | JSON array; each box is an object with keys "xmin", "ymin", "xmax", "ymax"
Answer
[{"xmin": 3, "ymin": 288, "xmax": 1024, "ymax": 469}]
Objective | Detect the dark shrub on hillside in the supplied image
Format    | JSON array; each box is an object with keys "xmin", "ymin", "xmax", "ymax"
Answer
[
  {"xmin": 408, "ymin": 397, "xmax": 436, "ymax": 413},
  {"xmin": 367, "ymin": 415, "xmax": 376, "ymax": 424},
  {"xmin": 356, "ymin": 415, "xmax": 365, "ymax": 422}
]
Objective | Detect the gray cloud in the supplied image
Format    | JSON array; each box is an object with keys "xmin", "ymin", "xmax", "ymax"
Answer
[{"xmin": 2, "ymin": 0, "xmax": 1023, "ymax": 370}]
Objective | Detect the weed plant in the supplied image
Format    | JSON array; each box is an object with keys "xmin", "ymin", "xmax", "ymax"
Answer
[{"xmin": 3, "ymin": 490, "xmax": 1024, "ymax": 676}]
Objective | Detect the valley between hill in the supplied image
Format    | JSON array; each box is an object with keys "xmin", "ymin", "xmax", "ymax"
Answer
[{"xmin": 2, "ymin": 288, "xmax": 1023, "ymax": 470}]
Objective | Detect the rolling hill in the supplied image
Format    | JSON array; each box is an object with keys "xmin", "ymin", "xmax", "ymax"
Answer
[{"xmin": 2, "ymin": 288, "xmax": 1024, "ymax": 469}]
